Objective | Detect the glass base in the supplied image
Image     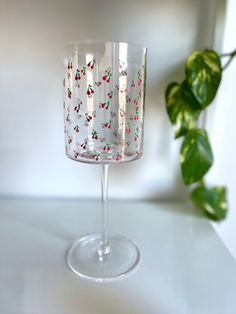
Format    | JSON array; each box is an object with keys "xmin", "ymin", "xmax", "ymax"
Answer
[{"xmin": 67, "ymin": 233, "xmax": 140, "ymax": 282}]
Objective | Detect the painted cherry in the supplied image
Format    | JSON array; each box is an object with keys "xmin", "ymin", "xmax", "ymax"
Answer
[
  {"xmin": 103, "ymin": 67, "xmax": 112, "ymax": 83},
  {"xmin": 125, "ymin": 122, "xmax": 131, "ymax": 134},
  {"xmin": 100, "ymin": 101, "xmax": 110, "ymax": 110},
  {"xmin": 110, "ymin": 111, "xmax": 116, "ymax": 118},
  {"xmin": 74, "ymin": 104, "xmax": 80, "ymax": 113},
  {"xmin": 134, "ymin": 128, "xmax": 139, "ymax": 141},
  {"xmin": 126, "ymin": 96, "xmax": 131, "ymax": 103},
  {"xmin": 138, "ymin": 79, "xmax": 142, "ymax": 86},
  {"xmin": 92, "ymin": 130, "xmax": 98, "ymax": 140},
  {"xmin": 137, "ymin": 69, "xmax": 143, "ymax": 86},
  {"xmin": 107, "ymin": 91, "xmax": 113, "ymax": 99},
  {"xmin": 103, "ymin": 144, "xmax": 111, "ymax": 151},
  {"xmin": 93, "ymin": 154, "xmax": 100, "ymax": 161},
  {"xmin": 74, "ymin": 151, "xmax": 79, "ymax": 159},
  {"xmin": 87, "ymin": 84, "xmax": 94, "ymax": 97},
  {"xmin": 102, "ymin": 120, "xmax": 112, "ymax": 129},
  {"xmin": 115, "ymin": 154, "xmax": 122, "ymax": 161},
  {"xmin": 68, "ymin": 88, "xmax": 72, "ymax": 99},
  {"xmin": 67, "ymin": 61, "xmax": 73, "ymax": 70},
  {"xmin": 87, "ymin": 60, "xmax": 95, "ymax": 69},
  {"xmin": 81, "ymin": 140, "xmax": 88, "ymax": 150},
  {"xmin": 81, "ymin": 67, "xmax": 86, "ymax": 75},
  {"xmin": 75, "ymin": 69, "xmax": 81, "ymax": 81},
  {"xmin": 74, "ymin": 125, "xmax": 80, "ymax": 132},
  {"xmin": 85, "ymin": 114, "xmax": 92, "ymax": 122}
]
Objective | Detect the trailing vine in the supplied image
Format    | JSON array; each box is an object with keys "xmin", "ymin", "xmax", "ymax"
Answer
[{"xmin": 165, "ymin": 49, "xmax": 236, "ymax": 220}]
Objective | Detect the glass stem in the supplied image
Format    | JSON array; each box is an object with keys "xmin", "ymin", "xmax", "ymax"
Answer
[{"xmin": 99, "ymin": 164, "xmax": 111, "ymax": 258}]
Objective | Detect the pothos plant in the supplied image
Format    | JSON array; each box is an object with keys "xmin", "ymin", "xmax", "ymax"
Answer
[{"xmin": 165, "ymin": 48, "xmax": 236, "ymax": 221}]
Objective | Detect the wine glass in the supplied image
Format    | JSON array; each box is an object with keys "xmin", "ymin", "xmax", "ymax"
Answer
[{"xmin": 63, "ymin": 40, "xmax": 147, "ymax": 282}]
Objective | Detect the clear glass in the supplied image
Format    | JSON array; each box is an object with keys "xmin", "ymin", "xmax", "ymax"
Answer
[{"xmin": 63, "ymin": 40, "xmax": 146, "ymax": 282}]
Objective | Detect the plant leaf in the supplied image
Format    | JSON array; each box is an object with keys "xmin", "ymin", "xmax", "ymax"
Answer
[
  {"xmin": 165, "ymin": 81, "xmax": 201, "ymax": 138},
  {"xmin": 191, "ymin": 186, "xmax": 227, "ymax": 220},
  {"xmin": 180, "ymin": 129, "xmax": 213, "ymax": 185},
  {"xmin": 186, "ymin": 50, "xmax": 222, "ymax": 108}
]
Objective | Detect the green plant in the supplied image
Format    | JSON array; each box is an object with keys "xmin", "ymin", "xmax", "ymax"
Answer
[{"xmin": 165, "ymin": 48, "xmax": 236, "ymax": 221}]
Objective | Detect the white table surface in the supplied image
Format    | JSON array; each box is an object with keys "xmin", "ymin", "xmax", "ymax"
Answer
[{"xmin": 0, "ymin": 198, "xmax": 236, "ymax": 314}]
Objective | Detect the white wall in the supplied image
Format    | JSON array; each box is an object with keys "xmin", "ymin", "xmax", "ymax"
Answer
[
  {"xmin": 207, "ymin": 0, "xmax": 236, "ymax": 258},
  {"xmin": 0, "ymin": 0, "xmax": 225, "ymax": 200}
]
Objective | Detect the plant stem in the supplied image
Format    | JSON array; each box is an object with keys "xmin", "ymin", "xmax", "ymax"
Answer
[
  {"xmin": 198, "ymin": 178, "xmax": 205, "ymax": 188},
  {"xmin": 221, "ymin": 49, "xmax": 236, "ymax": 70},
  {"xmin": 220, "ymin": 49, "xmax": 236, "ymax": 58}
]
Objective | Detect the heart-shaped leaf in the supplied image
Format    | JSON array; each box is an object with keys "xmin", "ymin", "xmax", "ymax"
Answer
[
  {"xmin": 191, "ymin": 186, "xmax": 227, "ymax": 220},
  {"xmin": 165, "ymin": 81, "xmax": 201, "ymax": 138},
  {"xmin": 180, "ymin": 129, "xmax": 213, "ymax": 185},
  {"xmin": 186, "ymin": 50, "xmax": 222, "ymax": 108}
]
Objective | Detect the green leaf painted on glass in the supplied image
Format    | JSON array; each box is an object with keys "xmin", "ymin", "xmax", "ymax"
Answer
[
  {"xmin": 191, "ymin": 186, "xmax": 227, "ymax": 220},
  {"xmin": 180, "ymin": 129, "xmax": 213, "ymax": 185},
  {"xmin": 165, "ymin": 81, "xmax": 201, "ymax": 138},
  {"xmin": 186, "ymin": 50, "xmax": 222, "ymax": 108}
]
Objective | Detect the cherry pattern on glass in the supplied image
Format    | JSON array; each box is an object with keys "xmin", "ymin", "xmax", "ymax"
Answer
[
  {"xmin": 87, "ymin": 84, "xmax": 94, "ymax": 97},
  {"xmin": 64, "ymin": 57, "xmax": 145, "ymax": 162},
  {"xmin": 74, "ymin": 99, "xmax": 82, "ymax": 113},
  {"xmin": 67, "ymin": 61, "xmax": 73, "ymax": 70},
  {"xmin": 74, "ymin": 125, "xmax": 80, "ymax": 133},
  {"xmin": 99, "ymin": 101, "xmax": 110, "ymax": 110},
  {"xmin": 87, "ymin": 60, "xmax": 95, "ymax": 69},
  {"xmin": 107, "ymin": 91, "xmax": 113, "ymax": 99},
  {"xmin": 92, "ymin": 129, "xmax": 98, "ymax": 140},
  {"xmin": 102, "ymin": 67, "xmax": 112, "ymax": 83},
  {"xmin": 75, "ymin": 69, "xmax": 81, "ymax": 81}
]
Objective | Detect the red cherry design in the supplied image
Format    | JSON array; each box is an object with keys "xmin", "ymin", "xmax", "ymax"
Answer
[{"xmin": 103, "ymin": 76, "xmax": 106, "ymax": 80}]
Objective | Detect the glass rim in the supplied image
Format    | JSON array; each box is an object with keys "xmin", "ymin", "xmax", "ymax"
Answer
[{"xmin": 64, "ymin": 39, "xmax": 147, "ymax": 53}]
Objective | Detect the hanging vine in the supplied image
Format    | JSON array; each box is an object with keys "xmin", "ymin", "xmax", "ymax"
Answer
[{"xmin": 165, "ymin": 48, "xmax": 236, "ymax": 220}]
